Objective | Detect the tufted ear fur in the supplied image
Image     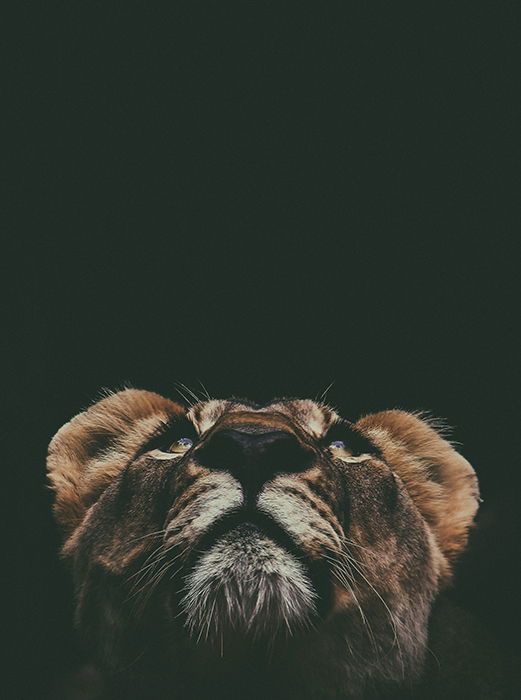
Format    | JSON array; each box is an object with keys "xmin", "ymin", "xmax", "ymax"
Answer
[
  {"xmin": 47, "ymin": 389, "xmax": 185, "ymax": 537},
  {"xmin": 355, "ymin": 410, "xmax": 480, "ymax": 585}
]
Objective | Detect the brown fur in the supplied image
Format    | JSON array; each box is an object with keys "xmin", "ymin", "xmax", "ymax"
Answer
[
  {"xmin": 48, "ymin": 390, "xmax": 184, "ymax": 536},
  {"xmin": 47, "ymin": 390, "xmax": 494, "ymax": 700},
  {"xmin": 355, "ymin": 410, "xmax": 479, "ymax": 585}
]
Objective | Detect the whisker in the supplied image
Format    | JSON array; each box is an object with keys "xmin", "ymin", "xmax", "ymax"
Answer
[
  {"xmin": 338, "ymin": 548, "xmax": 405, "ymax": 675},
  {"xmin": 325, "ymin": 546, "xmax": 409, "ymax": 671},
  {"xmin": 316, "ymin": 380, "xmax": 335, "ymax": 403},
  {"xmin": 126, "ymin": 543, "xmax": 166, "ymax": 584},
  {"xmin": 127, "ymin": 529, "xmax": 167, "ymax": 544},
  {"xmin": 173, "ymin": 383, "xmax": 195, "ymax": 407},
  {"xmin": 196, "ymin": 379, "xmax": 212, "ymax": 401},
  {"xmin": 341, "ymin": 538, "xmax": 372, "ymax": 554},
  {"xmin": 325, "ymin": 553, "xmax": 379, "ymax": 657},
  {"xmin": 176, "ymin": 381, "xmax": 202, "ymax": 406}
]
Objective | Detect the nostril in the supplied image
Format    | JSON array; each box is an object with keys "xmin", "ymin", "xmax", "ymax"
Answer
[
  {"xmin": 258, "ymin": 432, "xmax": 312, "ymax": 472},
  {"xmin": 197, "ymin": 430, "xmax": 248, "ymax": 471}
]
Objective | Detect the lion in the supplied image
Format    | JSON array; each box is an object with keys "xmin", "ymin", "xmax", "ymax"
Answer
[{"xmin": 47, "ymin": 389, "xmax": 503, "ymax": 699}]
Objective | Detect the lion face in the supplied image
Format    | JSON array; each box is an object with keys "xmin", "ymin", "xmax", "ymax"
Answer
[{"xmin": 48, "ymin": 390, "xmax": 479, "ymax": 699}]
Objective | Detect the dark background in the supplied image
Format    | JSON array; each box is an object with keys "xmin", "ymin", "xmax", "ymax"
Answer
[{"xmin": 9, "ymin": 3, "xmax": 520, "ymax": 698}]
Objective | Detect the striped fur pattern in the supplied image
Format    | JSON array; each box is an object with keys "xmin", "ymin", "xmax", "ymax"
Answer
[{"xmin": 47, "ymin": 390, "xmax": 480, "ymax": 699}]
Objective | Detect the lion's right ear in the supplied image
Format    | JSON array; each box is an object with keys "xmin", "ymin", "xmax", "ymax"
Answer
[{"xmin": 47, "ymin": 389, "xmax": 185, "ymax": 536}]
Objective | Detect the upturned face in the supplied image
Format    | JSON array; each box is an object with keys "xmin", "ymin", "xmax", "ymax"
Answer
[
  {"xmin": 146, "ymin": 398, "xmax": 375, "ymax": 643},
  {"xmin": 48, "ymin": 390, "xmax": 479, "ymax": 692}
]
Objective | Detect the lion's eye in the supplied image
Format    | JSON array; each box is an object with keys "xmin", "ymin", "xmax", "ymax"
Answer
[
  {"xmin": 142, "ymin": 417, "xmax": 198, "ymax": 459},
  {"xmin": 166, "ymin": 437, "xmax": 193, "ymax": 452},
  {"xmin": 329, "ymin": 440, "xmax": 346, "ymax": 450}
]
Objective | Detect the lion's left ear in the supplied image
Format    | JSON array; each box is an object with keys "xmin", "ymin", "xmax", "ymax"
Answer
[
  {"xmin": 47, "ymin": 389, "xmax": 185, "ymax": 537},
  {"xmin": 355, "ymin": 410, "xmax": 480, "ymax": 583}
]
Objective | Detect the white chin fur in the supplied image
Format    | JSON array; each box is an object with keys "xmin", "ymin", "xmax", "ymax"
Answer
[{"xmin": 181, "ymin": 524, "xmax": 316, "ymax": 646}]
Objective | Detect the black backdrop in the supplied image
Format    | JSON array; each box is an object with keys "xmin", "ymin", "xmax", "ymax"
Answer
[{"xmin": 9, "ymin": 3, "xmax": 520, "ymax": 698}]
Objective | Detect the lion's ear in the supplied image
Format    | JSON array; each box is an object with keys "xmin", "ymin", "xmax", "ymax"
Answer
[
  {"xmin": 47, "ymin": 389, "xmax": 185, "ymax": 536},
  {"xmin": 355, "ymin": 410, "xmax": 480, "ymax": 583}
]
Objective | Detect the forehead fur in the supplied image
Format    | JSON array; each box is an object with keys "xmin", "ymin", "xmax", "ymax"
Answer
[{"xmin": 188, "ymin": 398, "xmax": 339, "ymax": 437}]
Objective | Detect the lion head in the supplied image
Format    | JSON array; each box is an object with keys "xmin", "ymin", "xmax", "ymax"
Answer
[{"xmin": 48, "ymin": 389, "xmax": 479, "ymax": 699}]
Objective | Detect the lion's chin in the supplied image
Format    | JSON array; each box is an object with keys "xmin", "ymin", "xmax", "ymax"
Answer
[{"xmin": 180, "ymin": 523, "xmax": 317, "ymax": 647}]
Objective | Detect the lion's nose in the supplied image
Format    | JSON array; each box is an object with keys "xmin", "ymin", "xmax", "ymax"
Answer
[{"xmin": 197, "ymin": 428, "xmax": 313, "ymax": 494}]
